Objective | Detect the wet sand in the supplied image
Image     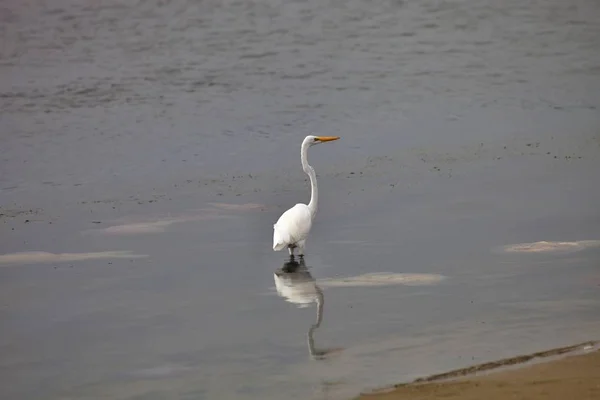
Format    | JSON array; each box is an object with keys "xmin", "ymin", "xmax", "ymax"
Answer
[{"xmin": 359, "ymin": 343, "xmax": 600, "ymax": 400}]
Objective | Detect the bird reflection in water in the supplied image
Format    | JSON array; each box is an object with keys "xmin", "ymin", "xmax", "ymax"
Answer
[{"xmin": 273, "ymin": 256, "xmax": 343, "ymax": 360}]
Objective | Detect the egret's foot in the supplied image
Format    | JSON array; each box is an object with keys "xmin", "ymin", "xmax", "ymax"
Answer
[{"xmin": 298, "ymin": 255, "xmax": 306, "ymax": 268}]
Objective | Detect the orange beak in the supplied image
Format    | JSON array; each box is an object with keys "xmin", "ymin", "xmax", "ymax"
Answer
[{"xmin": 316, "ymin": 136, "xmax": 340, "ymax": 142}]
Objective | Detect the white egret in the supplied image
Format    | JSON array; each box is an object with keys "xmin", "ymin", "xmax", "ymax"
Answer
[{"xmin": 272, "ymin": 135, "xmax": 340, "ymax": 256}]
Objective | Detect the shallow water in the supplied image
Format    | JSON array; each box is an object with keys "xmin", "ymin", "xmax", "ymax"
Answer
[{"xmin": 1, "ymin": 0, "xmax": 600, "ymax": 399}]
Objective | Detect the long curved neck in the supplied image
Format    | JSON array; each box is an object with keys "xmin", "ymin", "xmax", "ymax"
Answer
[{"xmin": 301, "ymin": 142, "xmax": 318, "ymax": 217}]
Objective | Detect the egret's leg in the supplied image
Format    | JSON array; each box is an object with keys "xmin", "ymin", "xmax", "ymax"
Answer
[
  {"xmin": 297, "ymin": 240, "xmax": 306, "ymax": 257},
  {"xmin": 288, "ymin": 245, "xmax": 295, "ymax": 256}
]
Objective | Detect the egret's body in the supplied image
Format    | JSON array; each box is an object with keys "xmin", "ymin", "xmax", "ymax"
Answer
[{"xmin": 273, "ymin": 135, "xmax": 340, "ymax": 256}]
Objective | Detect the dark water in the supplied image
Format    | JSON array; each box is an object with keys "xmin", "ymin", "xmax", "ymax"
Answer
[{"xmin": 1, "ymin": 0, "xmax": 600, "ymax": 399}]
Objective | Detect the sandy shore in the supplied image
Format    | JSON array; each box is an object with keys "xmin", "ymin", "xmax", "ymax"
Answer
[{"xmin": 359, "ymin": 342, "xmax": 599, "ymax": 400}]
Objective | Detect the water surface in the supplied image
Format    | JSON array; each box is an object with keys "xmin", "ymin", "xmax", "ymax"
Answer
[{"xmin": 1, "ymin": 0, "xmax": 600, "ymax": 399}]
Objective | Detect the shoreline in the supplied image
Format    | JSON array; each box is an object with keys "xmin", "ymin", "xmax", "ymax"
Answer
[{"xmin": 358, "ymin": 340, "xmax": 599, "ymax": 400}]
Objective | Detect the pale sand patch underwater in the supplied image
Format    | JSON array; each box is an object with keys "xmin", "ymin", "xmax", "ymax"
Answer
[
  {"xmin": 497, "ymin": 240, "xmax": 600, "ymax": 254},
  {"xmin": 84, "ymin": 203, "xmax": 266, "ymax": 235},
  {"xmin": 272, "ymin": 270, "xmax": 446, "ymax": 309},
  {"xmin": 319, "ymin": 273, "xmax": 447, "ymax": 288},
  {"xmin": 0, "ymin": 251, "xmax": 148, "ymax": 266}
]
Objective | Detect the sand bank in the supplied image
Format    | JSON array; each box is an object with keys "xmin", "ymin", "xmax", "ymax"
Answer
[{"xmin": 359, "ymin": 341, "xmax": 599, "ymax": 400}]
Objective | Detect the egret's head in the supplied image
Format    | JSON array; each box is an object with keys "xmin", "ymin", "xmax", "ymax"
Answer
[{"xmin": 305, "ymin": 135, "xmax": 340, "ymax": 147}]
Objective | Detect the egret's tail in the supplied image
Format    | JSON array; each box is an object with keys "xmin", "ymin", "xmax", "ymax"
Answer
[{"xmin": 272, "ymin": 224, "xmax": 288, "ymax": 251}]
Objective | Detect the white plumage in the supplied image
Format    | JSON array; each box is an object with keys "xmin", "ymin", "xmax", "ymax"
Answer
[
  {"xmin": 273, "ymin": 204, "xmax": 312, "ymax": 251},
  {"xmin": 272, "ymin": 135, "xmax": 340, "ymax": 256}
]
